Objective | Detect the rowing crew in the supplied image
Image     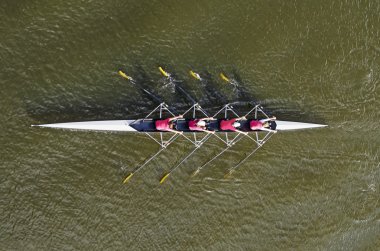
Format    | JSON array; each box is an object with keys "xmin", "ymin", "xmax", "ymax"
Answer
[{"xmin": 155, "ymin": 116, "xmax": 277, "ymax": 134}]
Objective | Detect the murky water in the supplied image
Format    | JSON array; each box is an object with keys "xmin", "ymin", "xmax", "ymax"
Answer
[{"xmin": 1, "ymin": 0, "xmax": 379, "ymax": 250}]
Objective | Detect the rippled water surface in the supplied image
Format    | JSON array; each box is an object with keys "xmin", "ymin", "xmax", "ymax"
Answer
[{"xmin": 1, "ymin": 0, "xmax": 379, "ymax": 250}]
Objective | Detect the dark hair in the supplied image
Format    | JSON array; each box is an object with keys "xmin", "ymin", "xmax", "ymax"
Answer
[{"xmin": 269, "ymin": 121, "xmax": 277, "ymax": 130}]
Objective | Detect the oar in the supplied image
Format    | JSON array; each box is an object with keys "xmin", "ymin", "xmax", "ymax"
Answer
[
  {"xmin": 123, "ymin": 172, "xmax": 134, "ymax": 183},
  {"xmin": 124, "ymin": 133, "xmax": 179, "ymax": 184},
  {"xmin": 220, "ymin": 72, "xmax": 239, "ymax": 91},
  {"xmin": 224, "ymin": 132, "xmax": 275, "ymax": 178},
  {"xmin": 118, "ymin": 70, "xmax": 133, "ymax": 81},
  {"xmin": 189, "ymin": 70, "xmax": 202, "ymax": 80},
  {"xmin": 220, "ymin": 73, "xmax": 230, "ymax": 82},
  {"xmin": 159, "ymin": 173, "xmax": 170, "ymax": 184},
  {"xmin": 161, "ymin": 147, "xmax": 200, "ymax": 183},
  {"xmin": 223, "ymin": 146, "xmax": 262, "ymax": 179},
  {"xmin": 191, "ymin": 145, "xmax": 231, "ymax": 177},
  {"xmin": 191, "ymin": 134, "xmax": 245, "ymax": 177},
  {"xmin": 160, "ymin": 133, "xmax": 212, "ymax": 184},
  {"xmin": 123, "ymin": 147, "xmax": 167, "ymax": 184},
  {"xmin": 159, "ymin": 66, "xmax": 197, "ymax": 104},
  {"xmin": 118, "ymin": 70, "xmax": 162, "ymax": 103},
  {"xmin": 159, "ymin": 66, "xmax": 170, "ymax": 77}
]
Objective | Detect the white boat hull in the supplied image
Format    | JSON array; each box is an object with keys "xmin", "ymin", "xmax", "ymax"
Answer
[{"xmin": 33, "ymin": 119, "xmax": 327, "ymax": 132}]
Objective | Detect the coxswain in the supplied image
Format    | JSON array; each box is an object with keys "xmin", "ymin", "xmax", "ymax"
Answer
[
  {"xmin": 188, "ymin": 117, "xmax": 215, "ymax": 133},
  {"xmin": 250, "ymin": 116, "xmax": 277, "ymax": 132},
  {"xmin": 219, "ymin": 116, "xmax": 247, "ymax": 134},
  {"xmin": 155, "ymin": 115, "xmax": 183, "ymax": 133}
]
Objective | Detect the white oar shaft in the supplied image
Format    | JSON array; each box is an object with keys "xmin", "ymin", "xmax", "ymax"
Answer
[
  {"xmin": 168, "ymin": 133, "xmax": 212, "ymax": 174},
  {"xmin": 132, "ymin": 147, "xmax": 166, "ymax": 174},
  {"xmin": 228, "ymin": 146, "xmax": 261, "ymax": 173},
  {"xmin": 195, "ymin": 133, "xmax": 245, "ymax": 172},
  {"xmin": 228, "ymin": 133, "xmax": 275, "ymax": 173},
  {"xmin": 171, "ymin": 147, "xmax": 200, "ymax": 173},
  {"xmin": 197, "ymin": 146, "xmax": 230, "ymax": 171},
  {"xmin": 119, "ymin": 70, "xmax": 162, "ymax": 103}
]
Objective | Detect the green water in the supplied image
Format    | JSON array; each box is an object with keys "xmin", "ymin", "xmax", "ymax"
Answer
[{"xmin": 1, "ymin": 0, "xmax": 379, "ymax": 250}]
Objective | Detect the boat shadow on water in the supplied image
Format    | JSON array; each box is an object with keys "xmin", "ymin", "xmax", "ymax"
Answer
[{"xmin": 25, "ymin": 65, "xmax": 325, "ymax": 126}]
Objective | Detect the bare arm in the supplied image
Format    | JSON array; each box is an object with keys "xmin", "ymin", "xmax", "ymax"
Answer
[
  {"xmin": 260, "ymin": 116, "xmax": 276, "ymax": 123},
  {"xmin": 236, "ymin": 129, "xmax": 248, "ymax": 135},
  {"xmin": 202, "ymin": 129, "xmax": 215, "ymax": 134},
  {"xmin": 168, "ymin": 115, "xmax": 184, "ymax": 122},
  {"xmin": 166, "ymin": 128, "xmax": 183, "ymax": 134},
  {"xmin": 236, "ymin": 116, "xmax": 247, "ymax": 121},
  {"xmin": 200, "ymin": 117, "xmax": 214, "ymax": 121},
  {"xmin": 260, "ymin": 127, "xmax": 277, "ymax": 133}
]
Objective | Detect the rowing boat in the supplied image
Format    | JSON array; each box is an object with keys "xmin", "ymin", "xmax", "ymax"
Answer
[
  {"xmin": 32, "ymin": 67, "xmax": 327, "ymax": 184},
  {"xmin": 32, "ymin": 102, "xmax": 327, "ymax": 184},
  {"xmin": 32, "ymin": 118, "xmax": 327, "ymax": 132}
]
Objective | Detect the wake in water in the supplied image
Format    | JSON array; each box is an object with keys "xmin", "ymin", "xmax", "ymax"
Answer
[{"xmin": 160, "ymin": 74, "xmax": 177, "ymax": 93}]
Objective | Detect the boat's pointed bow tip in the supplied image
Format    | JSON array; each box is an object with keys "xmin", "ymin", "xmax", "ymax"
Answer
[
  {"xmin": 31, "ymin": 124, "xmax": 50, "ymax": 128},
  {"xmin": 31, "ymin": 124, "xmax": 46, "ymax": 127}
]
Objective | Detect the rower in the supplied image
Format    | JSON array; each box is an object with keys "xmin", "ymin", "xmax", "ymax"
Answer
[
  {"xmin": 155, "ymin": 115, "xmax": 183, "ymax": 134},
  {"xmin": 220, "ymin": 116, "xmax": 248, "ymax": 134},
  {"xmin": 188, "ymin": 117, "xmax": 215, "ymax": 134},
  {"xmin": 250, "ymin": 116, "xmax": 277, "ymax": 133}
]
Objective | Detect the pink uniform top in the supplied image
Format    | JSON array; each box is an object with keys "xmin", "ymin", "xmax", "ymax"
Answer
[
  {"xmin": 155, "ymin": 118, "xmax": 171, "ymax": 131},
  {"xmin": 220, "ymin": 118, "xmax": 237, "ymax": 131},
  {"xmin": 188, "ymin": 119, "xmax": 203, "ymax": 131},
  {"xmin": 250, "ymin": 120, "xmax": 263, "ymax": 130}
]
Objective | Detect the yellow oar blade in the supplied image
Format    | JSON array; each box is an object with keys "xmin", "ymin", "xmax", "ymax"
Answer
[
  {"xmin": 118, "ymin": 70, "xmax": 132, "ymax": 80},
  {"xmin": 224, "ymin": 170, "xmax": 233, "ymax": 179},
  {"xmin": 123, "ymin": 173, "xmax": 134, "ymax": 184},
  {"xmin": 159, "ymin": 173, "xmax": 170, "ymax": 184},
  {"xmin": 191, "ymin": 169, "xmax": 200, "ymax": 177},
  {"xmin": 220, "ymin": 73, "xmax": 230, "ymax": 82},
  {"xmin": 158, "ymin": 66, "xmax": 169, "ymax": 77},
  {"xmin": 189, "ymin": 70, "xmax": 201, "ymax": 80}
]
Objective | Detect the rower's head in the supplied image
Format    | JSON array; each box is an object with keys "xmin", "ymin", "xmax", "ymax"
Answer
[
  {"xmin": 269, "ymin": 121, "xmax": 277, "ymax": 130},
  {"xmin": 263, "ymin": 122, "xmax": 270, "ymax": 128},
  {"xmin": 197, "ymin": 120, "xmax": 206, "ymax": 127},
  {"xmin": 233, "ymin": 122, "xmax": 241, "ymax": 128}
]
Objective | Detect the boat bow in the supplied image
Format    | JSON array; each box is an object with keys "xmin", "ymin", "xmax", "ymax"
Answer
[
  {"xmin": 275, "ymin": 120, "xmax": 327, "ymax": 131},
  {"xmin": 32, "ymin": 120, "xmax": 138, "ymax": 132}
]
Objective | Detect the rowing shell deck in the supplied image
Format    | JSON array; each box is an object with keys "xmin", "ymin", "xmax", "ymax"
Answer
[{"xmin": 32, "ymin": 119, "xmax": 327, "ymax": 132}]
